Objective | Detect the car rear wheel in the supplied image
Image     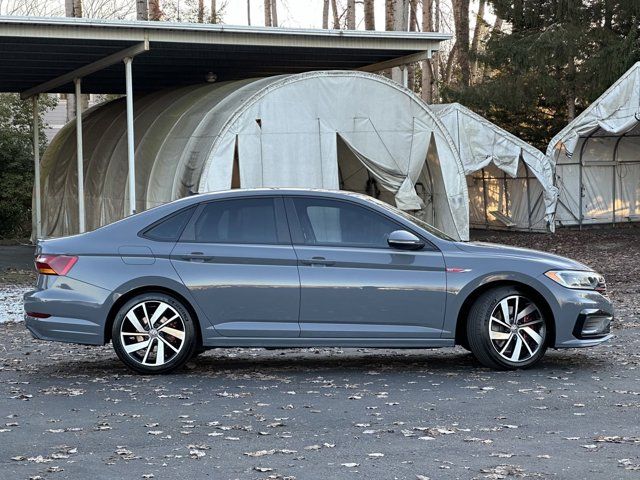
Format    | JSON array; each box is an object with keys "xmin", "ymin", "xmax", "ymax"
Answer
[
  {"xmin": 112, "ymin": 293, "xmax": 197, "ymax": 374},
  {"xmin": 466, "ymin": 287, "xmax": 548, "ymax": 370}
]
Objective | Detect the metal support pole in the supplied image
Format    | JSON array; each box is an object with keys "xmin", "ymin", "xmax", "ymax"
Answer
[
  {"xmin": 402, "ymin": 66, "xmax": 409, "ymax": 88},
  {"xmin": 32, "ymin": 95, "xmax": 42, "ymax": 240},
  {"xmin": 481, "ymin": 168, "xmax": 489, "ymax": 228},
  {"xmin": 74, "ymin": 78, "xmax": 86, "ymax": 233},
  {"xmin": 124, "ymin": 56, "xmax": 136, "ymax": 216},
  {"xmin": 524, "ymin": 163, "xmax": 533, "ymax": 231}
]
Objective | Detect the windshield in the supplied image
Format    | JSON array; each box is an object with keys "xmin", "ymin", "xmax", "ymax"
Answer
[{"xmin": 360, "ymin": 195, "xmax": 455, "ymax": 241}]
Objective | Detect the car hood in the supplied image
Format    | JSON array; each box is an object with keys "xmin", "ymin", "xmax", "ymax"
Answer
[{"xmin": 454, "ymin": 242, "xmax": 592, "ymax": 271}]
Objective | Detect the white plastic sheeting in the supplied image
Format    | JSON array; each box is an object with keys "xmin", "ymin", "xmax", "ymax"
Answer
[
  {"xmin": 432, "ymin": 103, "xmax": 558, "ymax": 231},
  {"xmin": 38, "ymin": 71, "xmax": 470, "ymax": 240},
  {"xmin": 547, "ymin": 62, "xmax": 640, "ymax": 225}
]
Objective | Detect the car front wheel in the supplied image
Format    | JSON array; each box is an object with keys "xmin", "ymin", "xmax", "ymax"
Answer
[
  {"xmin": 112, "ymin": 293, "xmax": 197, "ymax": 374},
  {"xmin": 466, "ymin": 287, "xmax": 548, "ymax": 370}
]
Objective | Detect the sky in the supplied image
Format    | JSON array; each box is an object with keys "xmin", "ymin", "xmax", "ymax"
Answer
[
  {"xmin": 0, "ymin": 0, "xmax": 491, "ymax": 35},
  {"xmin": 221, "ymin": 0, "xmax": 392, "ymax": 30}
]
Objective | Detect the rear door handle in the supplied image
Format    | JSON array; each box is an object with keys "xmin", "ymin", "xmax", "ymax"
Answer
[{"xmin": 300, "ymin": 256, "xmax": 335, "ymax": 266}]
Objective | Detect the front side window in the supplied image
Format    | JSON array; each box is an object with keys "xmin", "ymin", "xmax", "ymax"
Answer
[
  {"xmin": 189, "ymin": 198, "xmax": 280, "ymax": 244},
  {"xmin": 292, "ymin": 198, "xmax": 401, "ymax": 248}
]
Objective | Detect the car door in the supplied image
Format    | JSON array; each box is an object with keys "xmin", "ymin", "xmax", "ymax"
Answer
[
  {"xmin": 284, "ymin": 196, "xmax": 447, "ymax": 339},
  {"xmin": 170, "ymin": 196, "xmax": 300, "ymax": 338}
]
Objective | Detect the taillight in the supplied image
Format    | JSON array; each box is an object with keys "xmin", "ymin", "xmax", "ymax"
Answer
[{"xmin": 35, "ymin": 255, "xmax": 78, "ymax": 276}]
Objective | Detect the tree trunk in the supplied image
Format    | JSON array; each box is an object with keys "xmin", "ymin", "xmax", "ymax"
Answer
[
  {"xmin": 385, "ymin": 0, "xmax": 395, "ymax": 31},
  {"xmin": 347, "ymin": 0, "xmax": 356, "ymax": 29},
  {"xmin": 264, "ymin": 0, "xmax": 272, "ymax": 26},
  {"xmin": 469, "ymin": 0, "xmax": 486, "ymax": 83},
  {"xmin": 149, "ymin": 0, "xmax": 162, "ymax": 20},
  {"xmin": 65, "ymin": 0, "xmax": 83, "ymax": 122},
  {"xmin": 271, "ymin": 0, "xmax": 278, "ymax": 27},
  {"xmin": 212, "ymin": 0, "xmax": 217, "ymax": 22},
  {"xmin": 408, "ymin": 0, "xmax": 418, "ymax": 91},
  {"xmin": 433, "ymin": 0, "xmax": 440, "ymax": 100},
  {"xmin": 136, "ymin": 0, "xmax": 148, "ymax": 20},
  {"xmin": 322, "ymin": 0, "xmax": 329, "ymax": 29},
  {"xmin": 331, "ymin": 0, "xmax": 340, "ymax": 28},
  {"xmin": 197, "ymin": 0, "xmax": 204, "ymax": 23},
  {"xmin": 452, "ymin": 0, "xmax": 470, "ymax": 86},
  {"xmin": 421, "ymin": 0, "xmax": 433, "ymax": 102},
  {"xmin": 566, "ymin": 55, "xmax": 576, "ymax": 121},
  {"xmin": 364, "ymin": 0, "xmax": 375, "ymax": 30},
  {"xmin": 392, "ymin": 0, "xmax": 408, "ymax": 84}
]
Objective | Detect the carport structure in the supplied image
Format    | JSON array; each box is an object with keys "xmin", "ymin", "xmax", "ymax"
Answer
[{"xmin": 0, "ymin": 16, "xmax": 450, "ymax": 239}]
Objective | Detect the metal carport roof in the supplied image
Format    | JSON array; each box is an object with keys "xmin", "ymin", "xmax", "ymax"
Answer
[{"xmin": 0, "ymin": 16, "xmax": 451, "ymax": 96}]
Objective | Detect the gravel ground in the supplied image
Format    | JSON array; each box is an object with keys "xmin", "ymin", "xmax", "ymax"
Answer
[{"xmin": 0, "ymin": 229, "xmax": 638, "ymax": 480}]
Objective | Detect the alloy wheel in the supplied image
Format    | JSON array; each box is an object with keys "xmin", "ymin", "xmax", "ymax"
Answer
[
  {"xmin": 488, "ymin": 295, "xmax": 546, "ymax": 364},
  {"xmin": 119, "ymin": 300, "xmax": 186, "ymax": 366}
]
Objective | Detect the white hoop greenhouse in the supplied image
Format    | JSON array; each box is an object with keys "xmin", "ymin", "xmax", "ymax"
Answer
[
  {"xmin": 39, "ymin": 71, "xmax": 471, "ymax": 239},
  {"xmin": 547, "ymin": 62, "xmax": 640, "ymax": 227},
  {"xmin": 433, "ymin": 103, "xmax": 558, "ymax": 231}
]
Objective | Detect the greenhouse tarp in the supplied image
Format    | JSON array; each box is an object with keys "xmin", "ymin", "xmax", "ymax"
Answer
[
  {"xmin": 37, "ymin": 71, "xmax": 471, "ymax": 240},
  {"xmin": 547, "ymin": 62, "xmax": 640, "ymax": 225},
  {"xmin": 432, "ymin": 103, "xmax": 558, "ymax": 227}
]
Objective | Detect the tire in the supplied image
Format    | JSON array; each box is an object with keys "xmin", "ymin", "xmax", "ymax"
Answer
[
  {"xmin": 112, "ymin": 292, "xmax": 198, "ymax": 374},
  {"xmin": 466, "ymin": 287, "xmax": 548, "ymax": 370}
]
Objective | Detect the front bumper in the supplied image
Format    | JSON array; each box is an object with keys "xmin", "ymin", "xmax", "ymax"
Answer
[{"xmin": 542, "ymin": 277, "xmax": 615, "ymax": 348}]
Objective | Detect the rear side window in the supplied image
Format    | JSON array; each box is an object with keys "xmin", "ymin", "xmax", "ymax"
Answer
[
  {"xmin": 142, "ymin": 206, "xmax": 196, "ymax": 242},
  {"xmin": 189, "ymin": 198, "xmax": 281, "ymax": 244}
]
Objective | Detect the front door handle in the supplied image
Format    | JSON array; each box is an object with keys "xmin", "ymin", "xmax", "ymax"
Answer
[
  {"xmin": 300, "ymin": 256, "xmax": 335, "ymax": 267},
  {"xmin": 182, "ymin": 252, "xmax": 214, "ymax": 262}
]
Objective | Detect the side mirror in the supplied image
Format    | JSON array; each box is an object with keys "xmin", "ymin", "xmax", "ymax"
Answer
[{"xmin": 387, "ymin": 230, "xmax": 425, "ymax": 250}]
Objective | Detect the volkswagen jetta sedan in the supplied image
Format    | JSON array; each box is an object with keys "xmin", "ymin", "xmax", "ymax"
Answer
[{"xmin": 24, "ymin": 189, "xmax": 613, "ymax": 374}]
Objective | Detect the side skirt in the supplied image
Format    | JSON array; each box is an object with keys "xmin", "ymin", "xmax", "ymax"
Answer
[{"xmin": 201, "ymin": 337, "xmax": 455, "ymax": 348}]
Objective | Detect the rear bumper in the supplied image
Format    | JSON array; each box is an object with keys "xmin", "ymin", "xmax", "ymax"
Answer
[
  {"xmin": 25, "ymin": 314, "xmax": 103, "ymax": 345},
  {"xmin": 23, "ymin": 276, "xmax": 111, "ymax": 346}
]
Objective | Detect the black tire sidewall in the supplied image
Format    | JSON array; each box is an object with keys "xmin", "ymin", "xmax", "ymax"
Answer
[
  {"xmin": 467, "ymin": 287, "xmax": 548, "ymax": 370},
  {"xmin": 112, "ymin": 292, "xmax": 197, "ymax": 374}
]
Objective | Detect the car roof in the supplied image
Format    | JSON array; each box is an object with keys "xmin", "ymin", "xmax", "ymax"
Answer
[{"xmin": 191, "ymin": 188, "xmax": 373, "ymax": 202}]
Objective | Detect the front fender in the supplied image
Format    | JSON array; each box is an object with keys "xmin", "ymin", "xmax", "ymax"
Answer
[{"xmin": 441, "ymin": 271, "xmax": 560, "ymax": 339}]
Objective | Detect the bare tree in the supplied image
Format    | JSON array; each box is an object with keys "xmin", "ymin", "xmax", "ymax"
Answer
[
  {"xmin": 391, "ymin": 0, "xmax": 408, "ymax": 84},
  {"xmin": 149, "ymin": 0, "xmax": 162, "ymax": 20},
  {"xmin": 346, "ymin": 0, "xmax": 356, "ymax": 29},
  {"xmin": 452, "ymin": 0, "xmax": 470, "ymax": 86},
  {"xmin": 322, "ymin": 0, "xmax": 329, "ymax": 29},
  {"xmin": 264, "ymin": 0, "xmax": 272, "ymax": 26},
  {"xmin": 211, "ymin": 1, "xmax": 217, "ymax": 22},
  {"xmin": 271, "ymin": 0, "xmax": 278, "ymax": 26},
  {"xmin": 65, "ymin": 0, "xmax": 86, "ymax": 122},
  {"xmin": 197, "ymin": 0, "xmax": 204, "ymax": 22},
  {"xmin": 136, "ymin": 0, "xmax": 148, "ymax": 20},
  {"xmin": 364, "ymin": 0, "xmax": 375, "ymax": 30},
  {"xmin": 421, "ymin": 0, "xmax": 433, "ymax": 102},
  {"xmin": 385, "ymin": 0, "xmax": 395, "ymax": 31},
  {"xmin": 330, "ymin": 0, "xmax": 340, "ymax": 28},
  {"xmin": 470, "ymin": 0, "xmax": 487, "ymax": 83}
]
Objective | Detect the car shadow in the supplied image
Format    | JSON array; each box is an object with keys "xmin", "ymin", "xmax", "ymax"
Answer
[{"xmin": 28, "ymin": 346, "xmax": 608, "ymax": 379}]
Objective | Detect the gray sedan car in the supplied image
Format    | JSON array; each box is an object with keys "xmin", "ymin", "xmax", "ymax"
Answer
[{"xmin": 25, "ymin": 189, "xmax": 613, "ymax": 374}]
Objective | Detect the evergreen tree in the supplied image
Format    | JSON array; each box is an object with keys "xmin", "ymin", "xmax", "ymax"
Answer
[
  {"xmin": 445, "ymin": 0, "xmax": 640, "ymax": 150},
  {"xmin": 0, "ymin": 94, "xmax": 55, "ymax": 239}
]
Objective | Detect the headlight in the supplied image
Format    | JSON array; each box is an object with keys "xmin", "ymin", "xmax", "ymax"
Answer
[{"xmin": 544, "ymin": 270, "xmax": 606, "ymax": 292}]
